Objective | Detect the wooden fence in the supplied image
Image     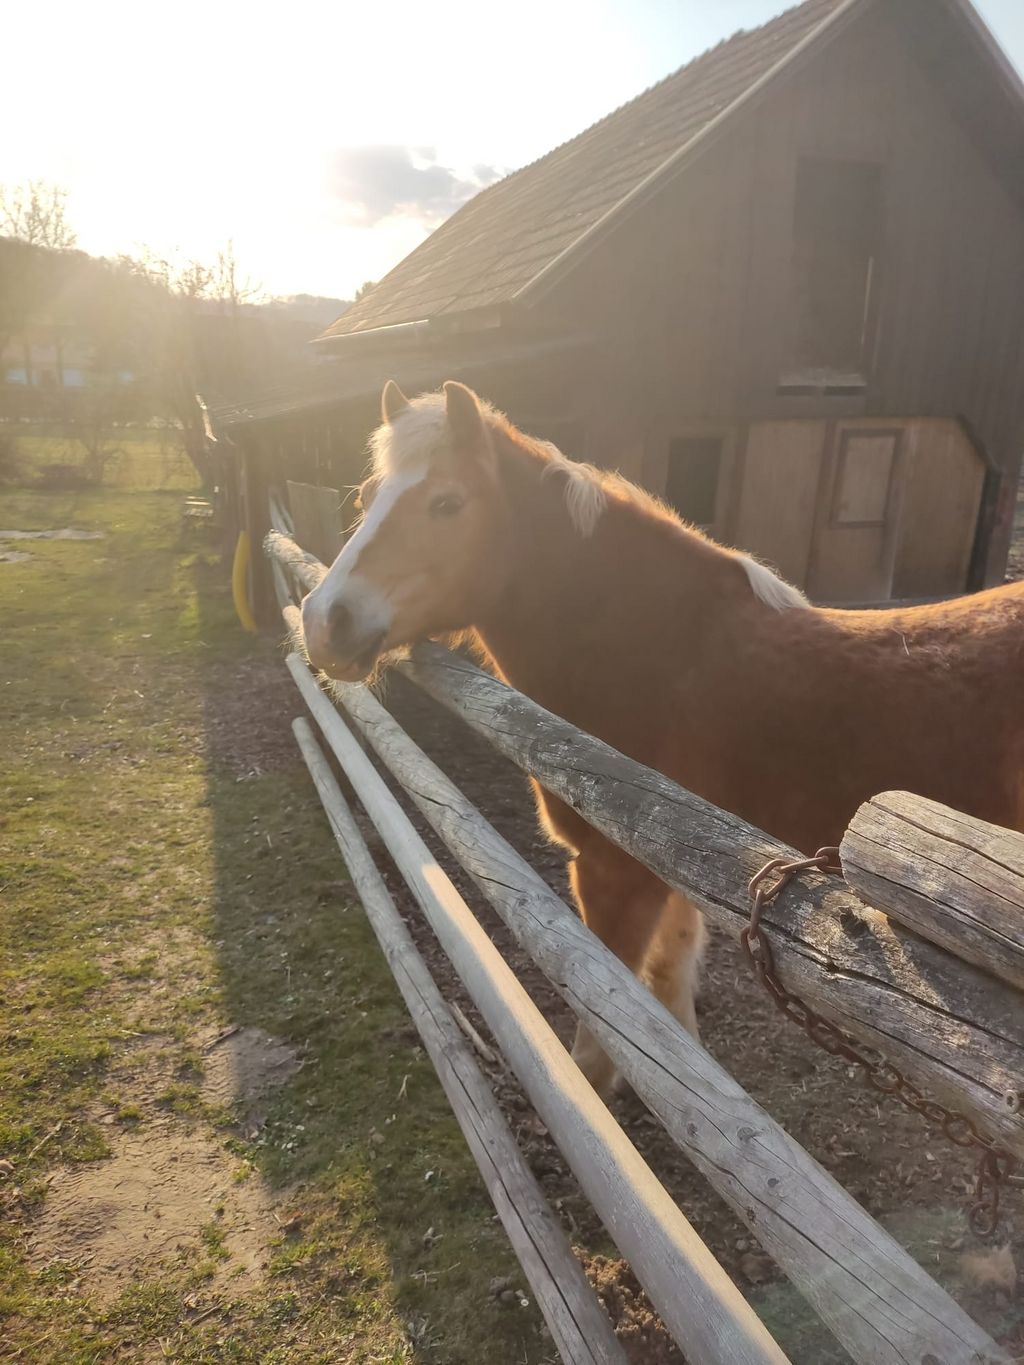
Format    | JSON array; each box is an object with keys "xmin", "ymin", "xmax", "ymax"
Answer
[{"xmin": 264, "ymin": 514, "xmax": 1022, "ymax": 1365}]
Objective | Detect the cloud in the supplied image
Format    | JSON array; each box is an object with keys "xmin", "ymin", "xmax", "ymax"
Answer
[{"xmin": 329, "ymin": 146, "xmax": 502, "ymax": 226}]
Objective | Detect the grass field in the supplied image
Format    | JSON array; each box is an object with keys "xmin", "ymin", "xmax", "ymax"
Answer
[
  {"xmin": 0, "ymin": 448, "xmax": 546, "ymax": 1362},
  {"xmin": 2, "ymin": 425, "xmax": 197, "ymax": 492}
]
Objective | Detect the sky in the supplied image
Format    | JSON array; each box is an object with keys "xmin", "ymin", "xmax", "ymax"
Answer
[{"xmin": 5, "ymin": 0, "xmax": 1023, "ymax": 301}]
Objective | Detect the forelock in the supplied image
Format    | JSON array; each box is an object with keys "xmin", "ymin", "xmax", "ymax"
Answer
[
  {"xmin": 369, "ymin": 394, "xmax": 448, "ymax": 478},
  {"xmin": 368, "ymin": 393, "xmax": 610, "ymax": 538}
]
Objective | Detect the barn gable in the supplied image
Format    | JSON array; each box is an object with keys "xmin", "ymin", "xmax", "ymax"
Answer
[
  {"xmin": 319, "ymin": 0, "xmax": 848, "ymax": 341},
  {"xmin": 317, "ymin": 0, "xmax": 1024, "ymax": 347},
  {"xmin": 212, "ymin": 0, "xmax": 1024, "ymax": 616}
]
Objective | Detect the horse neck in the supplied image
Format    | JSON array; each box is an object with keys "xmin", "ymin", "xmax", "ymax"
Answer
[{"xmin": 472, "ymin": 437, "xmax": 739, "ymax": 716}]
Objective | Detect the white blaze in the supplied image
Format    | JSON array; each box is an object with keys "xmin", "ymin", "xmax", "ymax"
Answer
[{"xmin": 301, "ymin": 466, "xmax": 427, "ymax": 665}]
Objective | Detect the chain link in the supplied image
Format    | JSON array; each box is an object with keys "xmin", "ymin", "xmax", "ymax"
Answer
[{"xmin": 740, "ymin": 847, "xmax": 1021, "ymax": 1238}]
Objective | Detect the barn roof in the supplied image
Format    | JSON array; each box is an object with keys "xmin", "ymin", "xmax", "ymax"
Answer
[
  {"xmin": 320, "ymin": 0, "xmax": 1024, "ymax": 346},
  {"xmin": 205, "ymin": 332, "xmax": 589, "ymax": 428},
  {"xmin": 320, "ymin": 0, "xmax": 850, "ymax": 341}
]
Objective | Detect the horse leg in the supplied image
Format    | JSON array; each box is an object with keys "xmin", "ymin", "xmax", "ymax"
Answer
[
  {"xmin": 640, "ymin": 891, "xmax": 707, "ymax": 1039},
  {"xmin": 568, "ymin": 836, "xmax": 673, "ymax": 1096}
]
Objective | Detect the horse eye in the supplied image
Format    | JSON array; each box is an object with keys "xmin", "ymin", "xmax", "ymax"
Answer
[{"xmin": 429, "ymin": 493, "xmax": 464, "ymax": 517}]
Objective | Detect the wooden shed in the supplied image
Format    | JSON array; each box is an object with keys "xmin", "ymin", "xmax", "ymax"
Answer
[{"xmin": 209, "ymin": 0, "xmax": 1024, "ymax": 611}]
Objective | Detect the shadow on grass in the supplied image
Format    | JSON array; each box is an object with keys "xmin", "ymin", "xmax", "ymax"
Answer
[{"xmin": 191, "ymin": 558, "xmax": 548, "ymax": 1364}]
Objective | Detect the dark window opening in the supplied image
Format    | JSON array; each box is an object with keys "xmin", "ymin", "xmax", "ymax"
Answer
[
  {"xmin": 665, "ymin": 436, "xmax": 722, "ymax": 527},
  {"xmin": 792, "ymin": 157, "xmax": 882, "ymax": 373}
]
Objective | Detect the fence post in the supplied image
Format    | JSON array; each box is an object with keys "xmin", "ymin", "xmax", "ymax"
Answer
[
  {"xmin": 291, "ymin": 717, "xmax": 627, "ymax": 1365},
  {"xmin": 285, "ymin": 652, "xmax": 790, "ymax": 1365},
  {"xmin": 841, "ymin": 791, "xmax": 1024, "ymax": 992}
]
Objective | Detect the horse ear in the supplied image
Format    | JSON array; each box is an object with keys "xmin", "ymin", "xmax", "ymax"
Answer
[
  {"xmin": 381, "ymin": 379, "xmax": 409, "ymax": 424},
  {"xmin": 443, "ymin": 380, "xmax": 484, "ymax": 449}
]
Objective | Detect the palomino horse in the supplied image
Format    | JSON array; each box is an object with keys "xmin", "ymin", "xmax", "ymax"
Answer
[{"xmin": 302, "ymin": 380, "xmax": 1024, "ymax": 1093}]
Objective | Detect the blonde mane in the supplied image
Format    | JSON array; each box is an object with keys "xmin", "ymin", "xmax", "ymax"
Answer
[
  {"xmin": 368, "ymin": 392, "xmax": 609, "ymax": 536},
  {"xmin": 368, "ymin": 394, "xmax": 451, "ymax": 478},
  {"xmin": 368, "ymin": 392, "xmax": 805, "ymax": 611}
]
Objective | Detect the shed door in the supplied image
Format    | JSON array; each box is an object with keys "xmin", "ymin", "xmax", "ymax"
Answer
[
  {"xmin": 806, "ymin": 422, "xmax": 903, "ymax": 603},
  {"xmin": 891, "ymin": 421, "xmax": 984, "ymax": 598},
  {"xmin": 732, "ymin": 421, "xmax": 824, "ymax": 586}
]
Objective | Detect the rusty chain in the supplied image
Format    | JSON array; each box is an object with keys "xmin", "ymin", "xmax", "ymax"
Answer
[{"xmin": 740, "ymin": 847, "xmax": 1022, "ymax": 1238}]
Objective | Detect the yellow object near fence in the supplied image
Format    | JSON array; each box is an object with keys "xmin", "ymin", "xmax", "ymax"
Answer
[{"xmin": 232, "ymin": 531, "xmax": 257, "ymax": 634}]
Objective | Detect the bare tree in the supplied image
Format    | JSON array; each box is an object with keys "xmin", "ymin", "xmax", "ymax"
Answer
[
  {"xmin": 116, "ymin": 251, "xmax": 215, "ymax": 485},
  {"xmin": 0, "ymin": 184, "xmax": 77, "ymax": 366},
  {"xmin": 0, "ymin": 181, "xmax": 77, "ymax": 250},
  {"xmin": 116, "ymin": 242, "xmax": 264, "ymax": 487},
  {"xmin": 124, "ymin": 250, "xmax": 212, "ymax": 302},
  {"xmin": 211, "ymin": 240, "xmax": 263, "ymax": 315}
]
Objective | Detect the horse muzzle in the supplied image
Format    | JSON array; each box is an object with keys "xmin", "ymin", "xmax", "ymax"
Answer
[{"xmin": 300, "ymin": 590, "xmax": 389, "ymax": 682}]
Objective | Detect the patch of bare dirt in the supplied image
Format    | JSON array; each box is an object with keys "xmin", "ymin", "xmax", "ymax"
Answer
[
  {"xmin": 201, "ymin": 1025, "xmax": 302, "ymax": 1137},
  {"xmin": 201, "ymin": 649, "xmax": 299, "ymax": 779},
  {"xmin": 29, "ymin": 1026, "xmax": 300, "ymax": 1305},
  {"xmin": 583, "ymin": 1256, "xmax": 682, "ymax": 1365},
  {"xmin": 29, "ymin": 1122, "xmax": 278, "ymax": 1302}
]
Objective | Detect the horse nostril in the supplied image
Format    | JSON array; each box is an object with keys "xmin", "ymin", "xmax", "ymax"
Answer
[{"xmin": 326, "ymin": 599, "xmax": 354, "ymax": 649}]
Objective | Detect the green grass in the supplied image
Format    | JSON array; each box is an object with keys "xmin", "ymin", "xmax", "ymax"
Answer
[
  {"xmin": 3, "ymin": 423, "xmax": 196, "ymax": 491},
  {"xmin": 0, "ymin": 476, "xmax": 547, "ymax": 1363}
]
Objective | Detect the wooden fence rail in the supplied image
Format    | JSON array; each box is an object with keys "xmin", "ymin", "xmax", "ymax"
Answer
[
  {"xmin": 842, "ymin": 790, "xmax": 1024, "ymax": 996},
  {"xmin": 285, "ymin": 649, "xmax": 789, "ymax": 1365},
  {"xmin": 266, "ymin": 526, "xmax": 1015, "ymax": 1365},
  {"xmin": 291, "ymin": 717, "xmax": 627, "ymax": 1365},
  {"xmin": 316, "ymin": 649, "xmax": 1010, "ymax": 1365},
  {"xmin": 397, "ymin": 644, "xmax": 1024, "ymax": 1166}
]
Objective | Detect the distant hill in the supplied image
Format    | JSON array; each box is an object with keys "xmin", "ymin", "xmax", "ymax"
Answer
[{"xmin": 262, "ymin": 294, "xmax": 351, "ymax": 326}]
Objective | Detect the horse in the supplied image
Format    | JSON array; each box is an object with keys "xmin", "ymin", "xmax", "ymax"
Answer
[{"xmin": 301, "ymin": 379, "xmax": 1024, "ymax": 1094}]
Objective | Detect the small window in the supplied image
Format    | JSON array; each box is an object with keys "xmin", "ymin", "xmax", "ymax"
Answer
[
  {"xmin": 792, "ymin": 157, "xmax": 882, "ymax": 372},
  {"xmin": 831, "ymin": 429, "xmax": 899, "ymax": 527},
  {"xmin": 665, "ymin": 436, "xmax": 723, "ymax": 527}
]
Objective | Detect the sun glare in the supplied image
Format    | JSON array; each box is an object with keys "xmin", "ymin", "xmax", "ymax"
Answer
[{"xmin": 4, "ymin": 0, "xmax": 665, "ymax": 296}]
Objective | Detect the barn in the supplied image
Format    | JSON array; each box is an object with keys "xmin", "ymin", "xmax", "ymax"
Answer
[{"xmin": 209, "ymin": 0, "xmax": 1024, "ymax": 612}]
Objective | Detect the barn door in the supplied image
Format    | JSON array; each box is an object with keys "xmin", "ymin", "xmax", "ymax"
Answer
[
  {"xmin": 891, "ymin": 420, "xmax": 985, "ymax": 598},
  {"xmin": 806, "ymin": 422, "xmax": 904, "ymax": 603},
  {"xmin": 732, "ymin": 421, "xmax": 824, "ymax": 586}
]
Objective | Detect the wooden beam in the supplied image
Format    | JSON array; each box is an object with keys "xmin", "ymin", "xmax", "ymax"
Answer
[
  {"xmin": 841, "ymin": 791, "xmax": 1024, "ymax": 993},
  {"xmin": 291, "ymin": 717, "xmax": 627, "ymax": 1365},
  {"xmin": 264, "ymin": 529, "xmax": 325, "ymax": 594},
  {"xmin": 284, "ymin": 652, "xmax": 790, "ymax": 1365},
  {"xmin": 261, "ymin": 530, "xmax": 1024, "ymax": 1165},
  {"xmin": 394, "ymin": 643, "xmax": 1024, "ymax": 1169},
  {"xmin": 319, "ymin": 664, "xmax": 1007, "ymax": 1365}
]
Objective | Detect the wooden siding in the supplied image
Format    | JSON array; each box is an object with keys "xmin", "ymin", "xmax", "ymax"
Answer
[
  {"xmin": 731, "ymin": 421, "xmax": 823, "ymax": 585},
  {"xmin": 545, "ymin": 2, "xmax": 1024, "ymax": 585}
]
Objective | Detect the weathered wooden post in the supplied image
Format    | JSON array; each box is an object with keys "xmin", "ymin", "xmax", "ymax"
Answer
[
  {"xmin": 286, "ymin": 651, "xmax": 791, "ymax": 1365},
  {"xmin": 291, "ymin": 717, "xmax": 627, "ymax": 1365},
  {"xmin": 841, "ymin": 791, "xmax": 1024, "ymax": 992},
  {"xmin": 396, "ymin": 641, "xmax": 1024, "ymax": 1166}
]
